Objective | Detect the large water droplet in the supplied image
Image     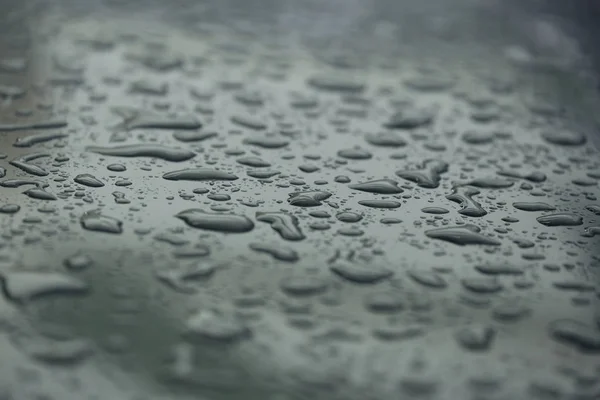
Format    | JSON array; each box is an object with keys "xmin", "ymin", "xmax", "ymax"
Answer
[
  {"xmin": 86, "ymin": 144, "xmax": 196, "ymax": 162},
  {"xmin": 1, "ymin": 272, "xmax": 89, "ymax": 303},
  {"xmin": 176, "ymin": 209, "xmax": 254, "ymax": 233}
]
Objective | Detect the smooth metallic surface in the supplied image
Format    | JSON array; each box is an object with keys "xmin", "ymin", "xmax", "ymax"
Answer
[{"xmin": 0, "ymin": 1, "xmax": 599, "ymax": 399}]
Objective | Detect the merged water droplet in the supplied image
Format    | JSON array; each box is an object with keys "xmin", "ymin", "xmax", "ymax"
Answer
[
  {"xmin": 163, "ymin": 168, "xmax": 239, "ymax": 181},
  {"xmin": 329, "ymin": 261, "xmax": 393, "ymax": 284},
  {"xmin": 0, "ymin": 272, "xmax": 89, "ymax": 303},
  {"xmin": 536, "ymin": 213, "xmax": 583, "ymax": 227},
  {"xmin": 13, "ymin": 132, "xmax": 68, "ymax": 148},
  {"xmin": 513, "ymin": 202, "xmax": 556, "ymax": 212},
  {"xmin": 396, "ymin": 160, "xmax": 448, "ymax": 188},
  {"xmin": 249, "ymin": 242, "xmax": 299, "ymax": 262},
  {"xmin": 446, "ymin": 186, "xmax": 487, "ymax": 217},
  {"xmin": 87, "ymin": 144, "xmax": 196, "ymax": 162},
  {"xmin": 80, "ymin": 210, "xmax": 123, "ymax": 234},
  {"xmin": 548, "ymin": 319, "xmax": 600, "ymax": 352},
  {"xmin": 358, "ymin": 200, "xmax": 401, "ymax": 209},
  {"xmin": 256, "ymin": 211, "xmax": 305, "ymax": 241},
  {"xmin": 288, "ymin": 190, "xmax": 332, "ymax": 207},
  {"xmin": 541, "ymin": 130, "xmax": 586, "ymax": 146},
  {"xmin": 306, "ymin": 73, "xmax": 365, "ymax": 93},
  {"xmin": 176, "ymin": 209, "xmax": 254, "ymax": 233},
  {"xmin": 425, "ymin": 225, "xmax": 501, "ymax": 246}
]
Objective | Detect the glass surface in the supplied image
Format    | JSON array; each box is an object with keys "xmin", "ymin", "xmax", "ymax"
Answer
[{"xmin": 0, "ymin": 0, "xmax": 599, "ymax": 399}]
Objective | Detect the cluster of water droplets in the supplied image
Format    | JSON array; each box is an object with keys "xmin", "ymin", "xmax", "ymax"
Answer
[{"xmin": 0, "ymin": 3, "xmax": 599, "ymax": 399}]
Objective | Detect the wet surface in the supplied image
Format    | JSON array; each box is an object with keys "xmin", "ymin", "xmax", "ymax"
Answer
[{"xmin": 0, "ymin": 0, "xmax": 600, "ymax": 399}]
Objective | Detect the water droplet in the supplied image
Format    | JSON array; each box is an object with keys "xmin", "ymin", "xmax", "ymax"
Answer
[
  {"xmin": 107, "ymin": 163, "xmax": 126, "ymax": 172},
  {"xmin": 0, "ymin": 119, "xmax": 67, "ymax": 132},
  {"xmin": 364, "ymin": 291, "xmax": 404, "ymax": 312},
  {"xmin": 22, "ymin": 336, "xmax": 94, "ymax": 366},
  {"xmin": 80, "ymin": 210, "xmax": 123, "ymax": 234},
  {"xmin": 446, "ymin": 186, "xmax": 487, "ymax": 217},
  {"xmin": 461, "ymin": 277, "xmax": 503, "ymax": 293},
  {"xmin": 237, "ymin": 156, "xmax": 271, "ymax": 168},
  {"xmin": 396, "ymin": 159, "xmax": 448, "ymax": 188},
  {"xmin": 64, "ymin": 253, "xmax": 94, "ymax": 270},
  {"xmin": 513, "ymin": 202, "xmax": 556, "ymax": 212},
  {"xmin": 364, "ymin": 132, "xmax": 406, "ymax": 147},
  {"xmin": 0, "ymin": 204, "xmax": 20, "ymax": 213},
  {"xmin": 1, "ymin": 272, "xmax": 89, "ymax": 303},
  {"xmin": 306, "ymin": 74, "xmax": 365, "ymax": 93},
  {"xmin": 112, "ymin": 106, "xmax": 201, "ymax": 130},
  {"xmin": 475, "ymin": 264, "xmax": 525, "ymax": 275},
  {"xmin": 462, "ymin": 130, "xmax": 494, "ymax": 145},
  {"xmin": 288, "ymin": 190, "xmax": 332, "ymax": 207},
  {"xmin": 280, "ymin": 275, "xmax": 329, "ymax": 296},
  {"xmin": 163, "ymin": 168, "xmax": 239, "ymax": 181},
  {"xmin": 13, "ymin": 132, "xmax": 68, "ymax": 148},
  {"xmin": 492, "ymin": 302, "xmax": 531, "ymax": 322},
  {"xmin": 247, "ymin": 169, "xmax": 280, "ymax": 179},
  {"xmin": 464, "ymin": 177, "xmax": 514, "ymax": 189},
  {"xmin": 184, "ymin": 309, "xmax": 251, "ymax": 342},
  {"xmin": 176, "ymin": 209, "xmax": 254, "ymax": 233},
  {"xmin": 129, "ymin": 79, "xmax": 168, "ymax": 96},
  {"xmin": 455, "ymin": 324, "xmax": 496, "ymax": 351},
  {"xmin": 336, "ymin": 211, "xmax": 363, "ymax": 223},
  {"xmin": 548, "ymin": 319, "xmax": 600, "ymax": 352},
  {"xmin": 408, "ymin": 270, "xmax": 448, "ymax": 288},
  {"xmin": 349, "ymin": 179, "xmax": 403, "ymax": 194},
  {"xmin": 243, "ymin": 136, "xmax": 289, "ymax": 149},
  {"xmin": 173, "ymin": 131, "xmax": 217, "ymax": 142},
  {"xmin": 330, "ymin": 261, "xmax": 392, "ymax": 284},
  {"xmin": 10, "ymin": 153, "xmax": 50, "ymax": 176},
  {"xmin": 230, "ymin": 114, "xmax": 267, "ymax": 130},
  {"xmin": 536, "ymin": 213, "xmax": 583, "ymax": 227},
  {"xmin": 337, "ymin": 147, "xmax": 372, "ymax": 160},
  {"xmin": 498, "ymin": 169, "xmax": 546, "ymax": 183},
  {"xmin": 384, "ymin": 107, "xmax": 435, "ymax": 129},
  {"xmin": 358, "ymin": 200, "xmax": 401, "ymax": 209},
  {"xmin": 426, "ymin": 225, "xmax": 501, "ymax": 246},
  {"xmin": 298, "ymin": 163, "xmax": 319, "ymax": 173},
  {"xmin": 87, "ymin": 144, "xmax": 195, "ymax": 162},
  {"xmin": 249, "ymin": 242, "xmax": 299, "ymax": 262},
  {"xmin": 421, "ymin": 207, "xmax": 449, "ymax": 214},
  {"xmin": 74, "ymin": 174, "xmax": 104, "ymax": 188},
  {"xmin": 541, "ymin": 131, "xmax": 586, "ymax": 146},
  {"xmin": 256, "ymin": 211, "xmax": 305, "ymax": 241}
]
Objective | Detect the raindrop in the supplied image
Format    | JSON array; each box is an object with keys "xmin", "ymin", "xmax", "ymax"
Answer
[
  {"xmin": 349, "ymin": 179, "xmax": 403, "ymax": 194},
  {"xmin": 288, "ymin": 190, "xmax": 332, "ymax": 207},
  {"xmin": 396, "ymin": 159, "xmax": 448, "ymax": 188},
  {"xmin": 176, "ymin": 209, "xmax": 254, "ymax": 233},
  {"xmin": 163, "ymin": 168, "xmax": 239, "ymax": 181},
  {"xmin": 256, "ymin": 211, "xmax": 305, "ymax": 241},
  {"xmin": 184, "ymin": 309, "xmax": 251, "ymax": 342},
  {"xmin": 358, "ymin": 200, "xmax": 401, "ymax": 209},
  {"xmin": 536, "ymin": 213, "xmax": 583, "ymax": 227},
  {"xmin": 0, "ymin": 272, "xmax": 89, "ymax": 303},
  {"xmin": 425, "ymin": 225, "xmax": 501, "ymax": 246},
  {"xmin": 455, "ymin": 324, "xmax": 496, "ymax": 351},
  {"xmin": 86, "ymin": 144, "xmax": 195, "ymax": 162},
  {"xmin": 249, "ymin": 242, "xmax": 299, "ymax": 262},
  {"xmin": 446, "ymin": 186, "xmax": 487, "ymax": 217},
  {"xmin": 74, "ymin": 174, "xmax": 104, "ymax": 188},
  {"xmin": 80, "ymin": 210, "xmax": 123, "ymax": 234},
  {"xmin": 330, "ymin": 261, "xmax": 393, "ymax": 284}
]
